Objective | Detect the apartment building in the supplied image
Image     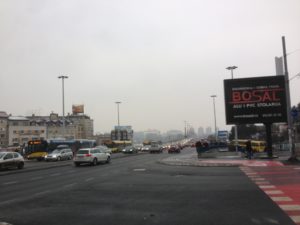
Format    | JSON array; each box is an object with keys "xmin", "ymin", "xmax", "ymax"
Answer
[{"xmin": 0, "ymin": 111, "xmax": 9, "ymax": 148}]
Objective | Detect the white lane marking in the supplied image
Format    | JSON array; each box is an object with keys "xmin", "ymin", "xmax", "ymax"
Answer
[
  {"xmin": 279, "ymin": 205, "xmax": 300, "ymax": 211},
  {"xmin": 50, "ymin": 173, "xmax": 61, "ymax": 177},
  {"xmin": 30, "ymin": 176, "xmax": 43, "ymax": 181},
  {"xmin": 85, "ymin": 177, "xmax": 95, "ymax": 182},
  {"xmin": 133, "ymin": 168, "xmax": 146, "ymax": 171},
  {"xmin": 294, "ymin": 167, "xmax": 300, "ymax": 170},
  {"xmin": 251, "ymin": 178, "xmax": 265, "ymax": 181},
  {"xmin": 34, "ymin": 190, "xmax": 52, "ymax": 196},
  {"xmin": 271, "ymin": 196, "xmax": 292, "ymax": 202},
  {"xmin": 63, "ymin": 183, "xmax": 77, "ymax": 188},
  {"xmin": 3, "ymin": 181, "xmax": 18, "ymax": 185},
  {"xmin": 255, "ymin": 181, "xmax": 270, "ymax": 185},
  {"xmin": 290, "ymin": 216, "xmax": 300, "ymax": 223},
  {"xmin": 259, "ymin": 185, "xmax": 276, "ymax": 189},
  {"xmin": 265, "ymin": 190, "xmax": 284, "ymax": 195}
]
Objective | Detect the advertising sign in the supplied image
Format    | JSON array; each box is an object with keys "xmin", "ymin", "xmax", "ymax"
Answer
[
  {"xmin": 72, "ymin": 105, "xmax": 84, "ymax": 114},
  {"xmin": 224, "ymin": 75, "xmax": 287, "ymax": 124}
]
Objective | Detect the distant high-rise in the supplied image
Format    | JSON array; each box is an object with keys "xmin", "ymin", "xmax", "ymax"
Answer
[
  {"xmin": 198, "ymin": 127, "xmax": 204, "ymax": 137},
  {"xmin": 206, "ymin": 127, "xmax": 212, "ymax": 135}
]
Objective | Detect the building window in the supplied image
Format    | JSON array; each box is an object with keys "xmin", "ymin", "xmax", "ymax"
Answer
[
  {"xmin": 12, "ymin": 122, "xmax": 18, "ymax": 126},
  {"xmin": 13, "ymin": 130, "xmax": 17, "ymax": 134}
]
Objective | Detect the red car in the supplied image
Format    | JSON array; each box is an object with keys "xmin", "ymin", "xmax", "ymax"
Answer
[{"xmin": 168, "ymin": 146, "xmax": 181, "ymax": 153}]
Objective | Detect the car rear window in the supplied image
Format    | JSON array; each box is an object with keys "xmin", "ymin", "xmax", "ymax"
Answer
[{"xmin": 77, "ymin": 150, "xmax": 89, "ymax": 154}]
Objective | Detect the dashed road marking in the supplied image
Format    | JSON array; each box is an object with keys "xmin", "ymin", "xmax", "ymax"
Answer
[
  {"xmin": 50, "ymin": 173, "xmax": 61, "ymax": 177},
  {"xmin": 265, "ymin": 190, "xmax": 283, "ymax": 195},
  {"xmin": 290, "ymin": 215, "xmax": 300, "ymax": 223},
  {"xmin": 133, "ymin": 168, "xmax": 146, "ymax": 172},
  {"xmin": 63, "ymin": 183, "xmax": 77, "ymax": 188},
  {"xmin": 259, "ymin": 185, "xmax": 276, "ymax": 189},
  {"xmin": 2, "ymin": 181, "xmax": 18, "ymax": 185},
  {"xmin": 85, "ymin": 177, "xmax": 95, "ymax": 182},
  {"xmin": 255, "ymin": 181, "xmax": 270, "ymax": 185},
  {"xmin": 30, "ymin": 176, "xmax": 43, "ymax": 181},
  {"xmin": 271, "ymin": 196, "xmax": 292, "ymax": 202},
  {"xmin": 251, "ymin": 177, "xmax": 265, "ymax": 181},
  {"xmin": 279, "ymin": 205, "xmax": 300, "ymax": 211}
]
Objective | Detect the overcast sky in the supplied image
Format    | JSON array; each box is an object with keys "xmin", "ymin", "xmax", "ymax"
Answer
[{"xmin": 0, "ymin": 0, "xmax": 299, "ymax": 134}]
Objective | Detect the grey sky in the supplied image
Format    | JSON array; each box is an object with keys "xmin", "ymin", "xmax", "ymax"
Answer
[{"xmin": 0, "ymin": 0, "xmax": 299, "ymax": 133}]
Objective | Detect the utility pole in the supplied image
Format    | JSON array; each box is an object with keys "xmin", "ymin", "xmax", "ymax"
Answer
[
  {"xmin": 115, "ymin": 101, "xmax": 121, "ymax": 127},
  {"xmin": 58, "ymin": 75, "xmax": 68, "ymax": 138},
  {"xmin": 226, "ymin": 66, "xmax": 238, "ymax": 151},
  {"xmin": 210, "ymin": 95, "xmax": 217, "ymax": 140}
]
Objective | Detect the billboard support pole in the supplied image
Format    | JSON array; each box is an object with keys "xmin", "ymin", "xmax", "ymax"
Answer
[
  {"xmin": 282, "ymin": 36, "xmax": 297, "ymax": 161},
  {"xmin": 265, "ymin": 123, "xmax": 273, "ymax": 158}
]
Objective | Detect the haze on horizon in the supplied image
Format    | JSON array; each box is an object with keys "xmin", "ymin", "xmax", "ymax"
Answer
[{"xmin": 0, "ymin": 0, "xmax": 300, "ymax": 134}]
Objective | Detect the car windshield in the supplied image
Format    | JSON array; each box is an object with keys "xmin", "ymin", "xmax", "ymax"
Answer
[
  {"xmin": 51, "ymin": 150, "xmax": 60, "ymax": 154},
  {"xmin": 0, "ymin": 152, "xmax": 5, "ymax": 159},
  {"xmin": 77, "ymin": 150, "xmax": 89, "ymax": 154}
]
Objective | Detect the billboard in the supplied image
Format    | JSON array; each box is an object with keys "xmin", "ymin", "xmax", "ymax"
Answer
[
  {"xmin": 72, "ymin": 105, "xmax": 84, "ymax": 114},
  {"xmin": 224, "ymin": 75, "xmax": 287, "ymax": 124}
]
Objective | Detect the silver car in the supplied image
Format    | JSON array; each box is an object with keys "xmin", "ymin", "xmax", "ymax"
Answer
[
  {"xmin": 73, "ymin": 147, "xmax": 111, "ymax": 167},
  {"xmin": 0, "ymin": 152, "xmax": 25, "ymax": 170},
  {"xmin": 45, "ymin": 148, "xmax": 73, "ymax": 161}
]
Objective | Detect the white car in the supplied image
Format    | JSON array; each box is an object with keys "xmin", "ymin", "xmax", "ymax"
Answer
[
  {"xmin": 141, "ymin": 145, "xmax": 151, "ymax": 152},
  {"xmin": 45, "ymin": 148, "xmax": 73, "ymax": 161},
  {"xmin": 0, "ymin": 152, "xmax": 25, "ymax": 170},
  {"xmin": 73, "ymin": 147, "xmax": 111, "ymax": 167}
]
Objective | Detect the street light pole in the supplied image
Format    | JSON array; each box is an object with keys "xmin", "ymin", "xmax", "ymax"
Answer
[
  {"xmin": 58, "ymin": 75, "xmax": 68, "ymax": 138},
  {"xmin": 115, "ymin": 101, "xmax": 121, "ymax": 127},
  {"xmin": 210, "ymin": 95, "xmax": 217, "ymax": 139},
  {"xmin": 226, "ymin": 66, "xmax": 238, "ymax": 151}
]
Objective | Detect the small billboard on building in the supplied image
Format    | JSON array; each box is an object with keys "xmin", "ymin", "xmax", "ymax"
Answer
[
  {"xmin": 72, "ymin": 105, "xmax": 84, "ymax": 115},
  {"xmin": 224, "ymin": 75, "xmax": 287, "ymax": 124}
]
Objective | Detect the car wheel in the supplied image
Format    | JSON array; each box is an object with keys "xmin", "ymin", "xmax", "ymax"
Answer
[
  {"xmin": 91, "ymin": 158, "xmax": 97, "ymax": 166},
  {"xmin": 106, "ymin": 156, "xmax": 111, "ymax": 164},
  {"xmin": 17, "ymin": 162, "xmax": 24, "ymax": 169},
  {"xmin": 74, "ymin": 162, "xmax": 80, "ymax": 167},
  {"xmin": 57, "ymin": 156, "xmax": 61, "ymax": 161}
]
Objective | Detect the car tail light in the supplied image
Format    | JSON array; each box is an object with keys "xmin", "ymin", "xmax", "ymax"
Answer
[{"xmin": 85, "ymin": 154, "xmax": 92, "ymax": 157}]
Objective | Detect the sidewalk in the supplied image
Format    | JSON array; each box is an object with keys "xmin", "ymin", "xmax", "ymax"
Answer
[{"xmin": 160, "ymin": 149, "xmax": 298, "ymax": 167}]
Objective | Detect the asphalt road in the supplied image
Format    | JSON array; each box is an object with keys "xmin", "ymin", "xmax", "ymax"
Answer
[{"xmin": 0, "ymin": 149, "xmax": 295, "ymax": 225}]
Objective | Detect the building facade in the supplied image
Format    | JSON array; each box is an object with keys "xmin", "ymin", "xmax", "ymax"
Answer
[
  {"xmin": 0, "ymin": 111, "xmax": 94, "ymax": 147},
  {"xmin": 8, "ymin": 116, "xmax": 47, "ymax": 146},
  {"xmin": 0, "ymin": 111, "xmax": 9, "ymax": 148}
]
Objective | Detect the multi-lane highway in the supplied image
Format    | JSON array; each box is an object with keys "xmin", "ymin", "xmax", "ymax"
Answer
[{"xmin": 0, "ymin": 149, "xmax": 295, "ymax": 225}]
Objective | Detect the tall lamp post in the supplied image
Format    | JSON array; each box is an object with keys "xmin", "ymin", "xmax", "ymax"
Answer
[
  {"xmin": 58, "ymin": 75, "xmax": 68, "ymax": 138},
  {"xmin": 210, "ymin": 95, "xmax": 217, "ymax": 139},
  {"xmin": 226, "ymin": 66, "xmax": 238, "ymax": 151},
  {"xmin": 115, "ymin": 101, "xmax": 121, "ymax": 127}
]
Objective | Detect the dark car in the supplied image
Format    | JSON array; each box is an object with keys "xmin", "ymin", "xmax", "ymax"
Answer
[
  {"xmin": 168, "ymin": 145, "xmax": 181, "ymax": 153},
  {"xmin": 0, "ymin": 152, "xmax": 25, "ymax": 170},
  {"xmin": 122, "ymin": 146, "xmax": 138, "ymax": 154}
]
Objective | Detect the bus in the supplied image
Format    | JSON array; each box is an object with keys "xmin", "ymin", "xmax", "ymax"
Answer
[
  {"xmin": 26, "ymin": 139, "xmax": 96, "ymax": 161},
  {"xmin": 229, "ymin": 139, "xmax": 266, "ymax": 153}
]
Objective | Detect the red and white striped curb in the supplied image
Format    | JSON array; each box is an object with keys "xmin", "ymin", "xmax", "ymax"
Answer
[{"xmin": 241, "ymin": 166, "xmax": 300, "ymax": 225}]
